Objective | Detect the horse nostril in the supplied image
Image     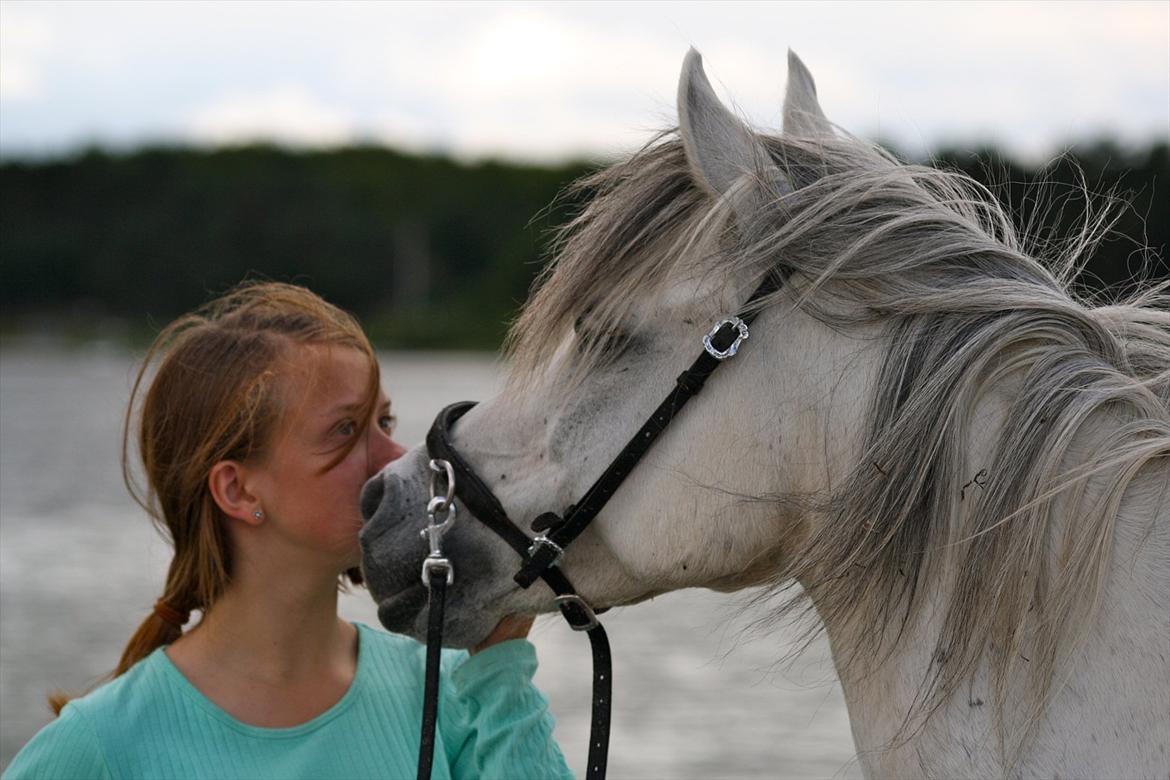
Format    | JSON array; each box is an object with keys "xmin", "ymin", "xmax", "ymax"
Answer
[{"xmin": 360, "ymin": 476, "xmax": 385, "ymax": 522}]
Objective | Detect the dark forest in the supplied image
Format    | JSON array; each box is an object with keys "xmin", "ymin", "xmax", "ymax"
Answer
[{"xmin": 2, "ymin": 140, "xmax": 1166, "ymax": 349}]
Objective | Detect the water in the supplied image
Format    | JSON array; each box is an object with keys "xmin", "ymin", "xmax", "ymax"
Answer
[{"xmin": 0, "ymin": 346, "xmax": 861, "ymax": 778}]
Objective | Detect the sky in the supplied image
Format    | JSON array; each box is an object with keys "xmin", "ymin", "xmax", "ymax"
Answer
[{"xmin": 1, "ymin": 1, "xmax": 1167, "ymax": 164}]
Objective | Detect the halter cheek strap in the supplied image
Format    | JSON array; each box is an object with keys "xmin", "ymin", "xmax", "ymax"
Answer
[{"xmin": 515, "ymin": 270, "xmax": 782, "ymax": 587}]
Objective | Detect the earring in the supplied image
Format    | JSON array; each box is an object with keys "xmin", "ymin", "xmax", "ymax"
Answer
[{"xmin": 253, "ymin": 509, "xmax": 264, "ymax": 520}]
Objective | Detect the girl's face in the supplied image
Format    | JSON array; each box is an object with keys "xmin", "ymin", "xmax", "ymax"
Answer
[{"xmin": 248, "ymin": 344, "xmax": 406, "ymax": 573}]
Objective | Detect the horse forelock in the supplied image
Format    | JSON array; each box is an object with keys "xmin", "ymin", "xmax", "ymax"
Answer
[
  {"xmin": 504, "ymin": 132, "xmax": 716, "ymax": 393},
  {"xmin": 506, "ymin": 121, "xmax": 1170, "ymax": 756}
]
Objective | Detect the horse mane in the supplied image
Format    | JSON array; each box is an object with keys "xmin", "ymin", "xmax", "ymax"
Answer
[{"xmin": 507, "ymin": 128, "xmax": 1170, "ymax": 748}]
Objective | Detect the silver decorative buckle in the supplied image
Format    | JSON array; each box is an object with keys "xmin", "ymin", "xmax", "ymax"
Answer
[
  {"xmin": 702, "ymin": 316, "xmax": 749, "ymax": 360},
  {"xmin": 554, "ymin": 594, "xmax": 600, "ymax": 632},
  {"xmin": 526, "ymin": 534, "xmax": 565, "ymax": 568}
]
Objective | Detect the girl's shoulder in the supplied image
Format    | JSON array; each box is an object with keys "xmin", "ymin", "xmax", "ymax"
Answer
[
  {"xmin": 37, "ymin": 647, "xmax": 172, "ymax": 731},
  {"xmin": 2, "ymin": 702, "xmax": 110, "ymax": 780},
  {"xmin": 2, "ymin": 654, "xmax": 168, "ymax": 780}
]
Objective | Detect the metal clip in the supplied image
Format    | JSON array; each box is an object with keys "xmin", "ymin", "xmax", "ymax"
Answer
[
  {"xmin": 421, "ymin": 496, "xmax": 456, "ymax": 554},
  {"xmin": 702, "ymin": 316, "xmax": 749, "ymax": 360},
  {"xmin": 554, "ymin": 594, "xmax": 600, "ymax": 632},
  {"xmin": 421, "ymin": 459, "xmax": 457, "ymax": 586}
]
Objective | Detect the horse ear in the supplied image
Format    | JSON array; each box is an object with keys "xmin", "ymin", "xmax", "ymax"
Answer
[
  {"xmin": 783, "ymin": 50, "xmax": 832, "ymax": 138},
  {"xmin": 678, "ymin": 48, "xmax": 782, "ymax": 200}
]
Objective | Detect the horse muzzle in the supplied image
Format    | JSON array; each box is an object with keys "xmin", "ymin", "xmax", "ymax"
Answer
[
  {"xmin": 359, "ymin": 449, "xmax": 433, "ymax": 633},
  {"xmin": 359, "ymin": 447, "xmax": 517, "ymax": 646}
]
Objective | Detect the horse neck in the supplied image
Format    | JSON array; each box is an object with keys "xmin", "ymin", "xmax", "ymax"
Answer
[{"xmin": 786, "ymin": 333, "xmax": 1170, "ymax": 778}]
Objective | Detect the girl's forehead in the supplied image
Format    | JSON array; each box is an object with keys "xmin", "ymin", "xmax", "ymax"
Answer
[
  {"xmin": 279, "ymin": 343, "xmax": 381, "ymax": 414},
  {"xmin": 286, "ymin": 342, "xmax": 367, "ymax": 381}
]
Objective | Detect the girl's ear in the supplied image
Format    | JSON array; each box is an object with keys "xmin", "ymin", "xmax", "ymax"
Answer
[{"xmin": 208, "ymin": 460, "xmax": 265, "ymax": 527}]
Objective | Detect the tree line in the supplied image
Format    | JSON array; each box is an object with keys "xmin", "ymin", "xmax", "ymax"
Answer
[{"xmin": 1, "ymin": 140, "xmax": 1166, "ymax": 349}]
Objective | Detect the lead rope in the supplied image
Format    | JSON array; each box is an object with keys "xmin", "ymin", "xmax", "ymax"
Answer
[
  {"xmin": 418, "ymin": 461, "xmax": 456, "ymax": 780},
  {"xmin": 418, "ymin": 574, "xmax": 446, "ymax": 780},
  {"xmin": 416, "ymin": 456, "xmax": 613, "ymax": 780}
]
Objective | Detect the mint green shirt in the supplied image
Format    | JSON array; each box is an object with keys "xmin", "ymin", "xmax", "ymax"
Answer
[{"xmin": 4, "ymin": 623, "xmax": 573, "ymax": 779}]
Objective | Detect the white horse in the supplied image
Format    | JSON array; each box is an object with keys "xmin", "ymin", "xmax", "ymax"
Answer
[{"xmin": 360, "ymin": 50, "xmax": 1170, "ymax": 778}]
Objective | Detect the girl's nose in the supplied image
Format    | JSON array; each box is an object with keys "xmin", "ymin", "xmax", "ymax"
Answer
[{"xmin": 369, "ymin": 433, "xmax": 407, "ymax": 476}]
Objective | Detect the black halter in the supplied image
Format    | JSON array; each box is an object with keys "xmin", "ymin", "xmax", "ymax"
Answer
[{"xmin": 415, "ymin": 270, "xmax": 783, "ymax": 779}]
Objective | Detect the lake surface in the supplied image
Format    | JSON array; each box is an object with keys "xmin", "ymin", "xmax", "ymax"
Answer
[{"xmin": 0, "ymin": 346, "xmax": 861, "ymax": 778}]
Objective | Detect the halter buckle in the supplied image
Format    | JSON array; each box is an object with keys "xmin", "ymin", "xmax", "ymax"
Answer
[
  {"xmin": 702, "ymin": 316, "xmax": 749, "ymax": 360},
  {"xmin": 555, "ymin": 594, "xmax": 600, "ymax": 632},
  {"xmin": 527, "ymin": 534, "xmax": 565, "ymax": 567}
]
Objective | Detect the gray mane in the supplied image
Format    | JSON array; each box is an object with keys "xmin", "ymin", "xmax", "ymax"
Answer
[{"xmin": 507, "ymin": 128, "xmax": 1170, "ymax": 743}]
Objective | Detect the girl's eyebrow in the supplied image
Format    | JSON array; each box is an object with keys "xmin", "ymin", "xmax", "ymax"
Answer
[
  {"xmin": 323, "ymin": 399, "xmax": 366, "ymax": 417},
  {"xmin": 323, "ymin": 393, "xmax": 391, "ymax": 418}
]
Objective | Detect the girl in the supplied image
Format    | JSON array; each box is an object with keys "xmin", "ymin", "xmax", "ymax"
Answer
[{"xmin": 4, "ymin": 282, "xmax": 571, "ymax": 779}]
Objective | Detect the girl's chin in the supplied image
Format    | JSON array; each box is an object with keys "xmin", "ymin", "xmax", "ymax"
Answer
[
  {"xmin": 338, "ymin": 548, "xmax": 362, "ymax": 573},
  {"xmin": 311, "ymin": 539, "xmax": 362, "ymax": 578},
  {"xmin": 342, "ymin": 545, "xmax": 364, "ymax": 574}
]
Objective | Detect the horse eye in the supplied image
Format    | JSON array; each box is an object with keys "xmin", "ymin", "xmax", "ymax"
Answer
[
  {"xmin": 575, "ymin": 325, "xmax": 633, "ymax": 358},
  {"xmin": 572, "ymin": 305, "xmax": 635, "ymax": 360},
  {"xmin": 574, "ymin": 304, "xmax": 597, "ymax": 331}
]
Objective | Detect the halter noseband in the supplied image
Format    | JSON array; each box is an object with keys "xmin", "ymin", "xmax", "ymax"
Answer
[{"xmin": 415, "ymin": 270, "xmax": 783, "ymax": 779}]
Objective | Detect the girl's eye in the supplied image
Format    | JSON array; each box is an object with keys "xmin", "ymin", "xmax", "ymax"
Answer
[
  {"xmin": 337, "ymin": 420, "xmax": 357, "ymax": 437},
  {"xmin": 378, "ymin": 414, "xmax": 397, "ymax": 434}
]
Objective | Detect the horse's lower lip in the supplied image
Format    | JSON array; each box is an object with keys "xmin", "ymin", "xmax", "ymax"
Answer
[{"xmin": 375, "ymin": 584, "xmax": 428, "ymax": 633}]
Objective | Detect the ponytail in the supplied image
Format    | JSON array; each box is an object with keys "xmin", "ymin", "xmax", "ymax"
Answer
[{"xmin": 116, "ymin": 599, "xmax": 189, "ymax": 675}]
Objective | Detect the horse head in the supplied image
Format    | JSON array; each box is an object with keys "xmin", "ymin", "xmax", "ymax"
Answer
[{"xmin": 359, "ymin": 49, "xmax": 851, "ymax": 647}]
